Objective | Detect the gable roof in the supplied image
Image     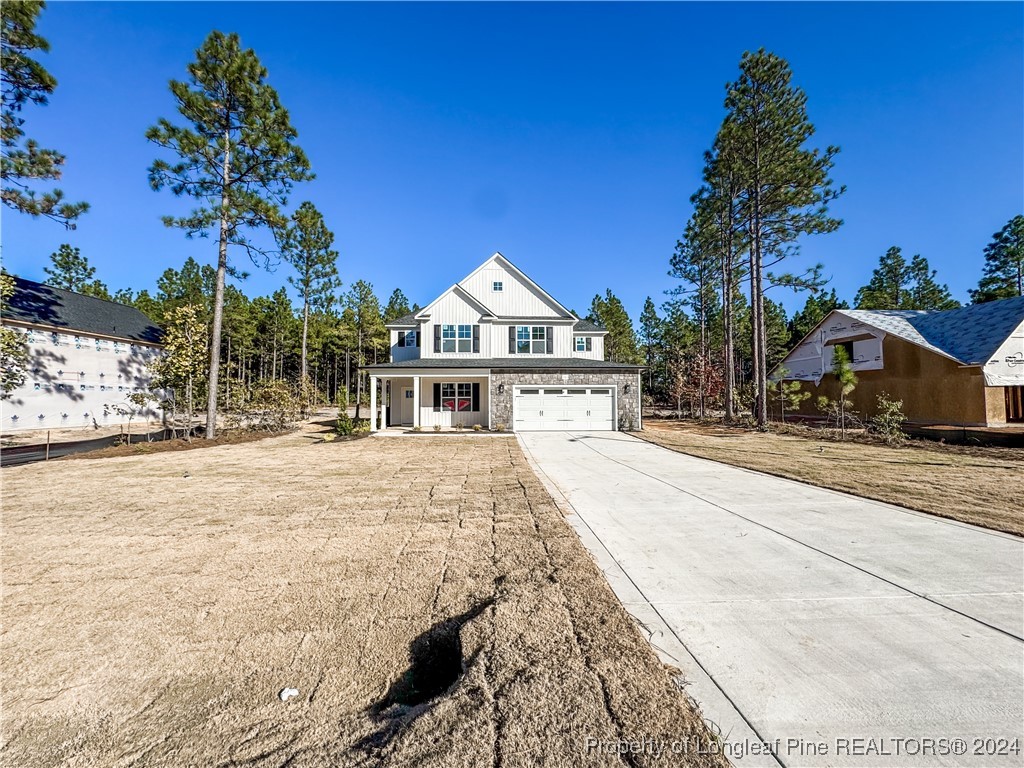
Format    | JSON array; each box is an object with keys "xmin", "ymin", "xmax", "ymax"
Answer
[
  {"xmin": 458, "ymin": 252, "xmax": 574, "ymax": 318},
  {"xmin": 3, "ymin": 275, "xmax": 163, "ymax": 344},
  {"xmin": 842, "ymin": 297, "xmax": 1024, "ymax": 366},
  {"xmin": 385, "ymin": 311, "xmax": 418, "ymax": 328},
  {"xmin": 414, "ymin": 283, "xmax": 497, "ymax": 320}
]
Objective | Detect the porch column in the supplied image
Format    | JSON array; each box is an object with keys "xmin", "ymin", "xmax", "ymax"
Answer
[
  {"xmin": 412, "ymin": 376, "xmax": 421, "ymax": 428},
  {"xmin": 369, "ymin": 376, "xmax": 378, "ymax": 432}
]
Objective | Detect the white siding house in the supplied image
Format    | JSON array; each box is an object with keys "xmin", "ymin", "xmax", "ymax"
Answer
[
  {"xmin": 1, "ymin": 277, "xmax": 164, "ymax": 433},
  {"xmin": 365, "ymin": 252, "xmax": 640, "ymax": 432}
]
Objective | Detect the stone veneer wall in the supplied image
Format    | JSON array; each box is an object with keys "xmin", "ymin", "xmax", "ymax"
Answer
[{"xmin": 489, "ymin": 370, "xmax": 641, "ymax": 431}]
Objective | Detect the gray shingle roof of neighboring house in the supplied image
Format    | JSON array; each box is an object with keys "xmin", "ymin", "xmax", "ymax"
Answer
[
  {"xmin": 2, "ymin": 275, "xmax": 163, "ymax": 344},
  {"xmin": 843, "ymin": 296, "xmax": 1024, "ymax": 365},
  {"xmin": 572, "ymin": 318, "xmax": 606, "ymax": 332},
  {"xmin": 364, "ymin": 357, "xmax": 641, "ymax": 371},
  {"xmin": 385, "ymin": 312, "xmax": 418, "ymax": 327}
]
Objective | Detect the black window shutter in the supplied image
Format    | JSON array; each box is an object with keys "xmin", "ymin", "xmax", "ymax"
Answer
[
  {"xmin": 398, "ymin": 331, "xmax": 406, "ymax": 347},
  {"xmin": 472, "ymin": 382, "xmax": 480, "ymax": 411},
  {"xmin": 546, "ymin": 327, "xmax": 554, "ymax": 354},
  {"xmin": 472, "ymin": 325, "xmax": 480, "ymax": 353},
  {"xmin": 586, "ymin": 337, "xmax": 592, "ymax": 352},
  {"xmin": 508, "ymin": 326, "xmax": 515, "ymax": 354},
  {"xmin": 433, "ymin": 382, "xmax": 441, "ymax": 411},
  {"xmin": 434, "ymin": 325, "xmax": 441, "ymax": 353},
  {"xmin": 416, "ymin": 330, "xmax": 421, "ymax": 348}
]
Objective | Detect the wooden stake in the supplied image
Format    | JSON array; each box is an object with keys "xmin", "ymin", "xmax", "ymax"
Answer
[{"xmin": 45, "ymin": 430, "xmax": 50, "ymax": 461}]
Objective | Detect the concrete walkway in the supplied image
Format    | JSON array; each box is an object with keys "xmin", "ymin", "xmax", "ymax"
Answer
[{"xmin": 518, "ymin": 431, "xmax": 1024, "ymax": 768}]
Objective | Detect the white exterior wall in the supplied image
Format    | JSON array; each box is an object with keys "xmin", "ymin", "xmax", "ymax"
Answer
[
  {"xmin": 421, "ymin": 292, "xmax": 492, "ymax": 359},
  {"xmin": 1, "ymin": 324, "xmax": 164, "ymax": 432},
  {"xmin": 984, "ymin": 319, "xmax": 1024, "ymax": 386},
  {"xmin": 417, "ymin": 375, "xmax": 489, "ymax": 428},
  {"xmin": 459, "ymin": 258, "xmax": 563, "ymax": 318}
]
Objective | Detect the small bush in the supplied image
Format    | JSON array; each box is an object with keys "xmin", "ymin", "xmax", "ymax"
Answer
[
  {"xmin": 352, "ymin": 418, "xmax": 371, "ymax": 435},
  {"xmin": 411, "ymin": 425, "xmax": 422, "ymax": 432},
  {"xmin": 235, "ymin": 380, "xmax": 301, "ymax": 432},
  {"xmin": 336, "ymin": 411, "xmax": 354, "ymax": 436},
  {"xmin": 321, "ymin": 432, "xmax": 336, "ymax": 443},
  {"xmin": 454, "ymin": 421, "xmax": 464, "ymax": 431},
  {"xmin": 433, "ymin": 424, "xmax": 441, "ymax": 432},
  {"xmin": 494, "ymin": 423, "xmax": 506, "ymax": 432},
  {"xmin": 868, "ymin": 392, "xmax": 907, "ymax": 445},
  {"xmin": 472, "ymin": 424, "xmax": 482, "ymax": 432}
]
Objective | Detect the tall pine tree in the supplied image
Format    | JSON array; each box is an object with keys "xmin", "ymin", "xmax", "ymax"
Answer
[
  {"xmin": 43, "ymin": 244, "xmax": 109, "ymax": 298},
  {"xmin": 1, "ymin": 1, "xmax": 88, "ymax": 227},
  {"xmin": 281, "ymin": 201, "xmax": 340, "ymax": 381},
  {"xmin": 589, "ymin": 290, "xmax": 640, "ymax": 364},
  {"xmin": 148, "ymin": 31, "xmax": 313, "ymax": 438},
  {"xmin": 722, "ymin": 49, "xmax": 843, "ymax": 428}
]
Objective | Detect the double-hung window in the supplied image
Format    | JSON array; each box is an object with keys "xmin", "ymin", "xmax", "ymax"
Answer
[
  {"xmin": 441, "ymin": 383, "xmax": 473, "ymax": 411},
  {"xmin": 442, "ymin": 324, "xmax": 472, "ymax": 353},
  {"xmin": 514, "ymin": 325, "xmax": 550, "ymax": 354},
  {"xmin": 574, "ymin": 336, "xmax": 592, "ymax": 352},
  {"xmin": 398, "ymin": 331, "xmax": 417, "ymax": 347}
]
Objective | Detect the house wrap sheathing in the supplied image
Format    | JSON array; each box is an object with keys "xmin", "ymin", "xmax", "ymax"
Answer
[{"xmin": 775, "ymin": 296, "xmax": 1024, "ymax": 426}]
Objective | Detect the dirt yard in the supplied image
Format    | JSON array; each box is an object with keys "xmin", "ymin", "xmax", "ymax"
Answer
[
  {"xmin": 639, "ymin": 419, "xmax": 1024, "ymax": 536},
  {"xmin": 1, "ymin": 423, "xmax": 726, "ymax": 767}
]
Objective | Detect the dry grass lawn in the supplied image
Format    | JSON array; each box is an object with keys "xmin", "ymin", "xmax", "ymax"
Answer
[
  {"xmin": 1, "ymin": 423, "xmax": 726, "ymax": 767},
  {"xmin": 639, "ymin": 419, "xmax": 1024, "ymax": 536}
]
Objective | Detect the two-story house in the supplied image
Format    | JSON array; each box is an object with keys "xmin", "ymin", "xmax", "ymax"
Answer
[{"xmin": 363, "ymin": 252, "xmax": 643, "ymax": 432}]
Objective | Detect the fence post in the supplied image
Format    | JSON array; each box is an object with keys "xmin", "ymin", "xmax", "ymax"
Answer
[{"xmin": 45, "ymin": 430, "xmax": 50, "ymax": 461}]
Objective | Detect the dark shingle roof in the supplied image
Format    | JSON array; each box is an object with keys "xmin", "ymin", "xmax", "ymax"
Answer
[
  {"xmin": 573, "ymin": 318, "xmax": 605, "ymax": 332},
  {"xmin": 386, "ymin": 312, "xmax": 418, "ymax": 327},
  {"xmin": 3, "ymin": 276, "xmax": 163, "ymax": 344},
  {"xmin": 364, "ymin": 357, "xmax": 641, "ymax": 371},
  {"xmin": 844, "ymin": 296, "xmax": 1024, "ymax": 365}
]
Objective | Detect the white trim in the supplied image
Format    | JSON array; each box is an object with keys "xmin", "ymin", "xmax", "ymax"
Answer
[{"xmin": 414, "ymin": 283, "xmax": 496, "ymax": 320}]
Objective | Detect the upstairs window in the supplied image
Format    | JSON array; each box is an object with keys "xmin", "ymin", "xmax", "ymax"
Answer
[
  {"xmin": 492, "ymin": 281, "xmax": 503, "ymax": 292},
  {"xmin": 575, "ymin": 336, "xmax": 593, "ymax": 352},
  {"xmin": 512, "ymin": 326, "xmax": 551, "ymax": 354},
  {"xmin": 398, "ymin": 331, "xmax": 418, "ymax": 348},
  {"xmin": 442, "ymin": 324, "xmax": 472, "ymax": 352}
]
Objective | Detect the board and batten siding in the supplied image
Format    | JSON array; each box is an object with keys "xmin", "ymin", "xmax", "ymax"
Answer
[{"xmin": 458, "ymin": 259, "xmax": 564, "ymax": 318}]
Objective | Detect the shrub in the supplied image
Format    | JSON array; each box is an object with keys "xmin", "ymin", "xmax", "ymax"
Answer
[
  {"xmin": 454, "ymin": 421, "xmax": 464, "ymax": 431},
  {"xmin": 352, "ymin": 418, "xmax": 371, "ymax": 435},
  {"xmin": 235, "ymin": 380, "xmax": 300, "ymax": 432},
  {"xmin": 868, "ymin": 392, "xmax": 907, "ymax": 445},
  {"xmin": 494, "ymin": 423, "xmax": 506, "ymax": 432},
  {"xmin": 472, "ymin": 424, "xmax": 482, "ymax": 431},
  {"xmin": 336, "ymin": 411, "xmax": 354, "ymax": 436},
  {"xmin": 433, "ymin": 424, "xmax": 441, "ymax": 432},
  {"xmin": 411, "ymin": 425, "xmax": 422, "ymax": 432}
]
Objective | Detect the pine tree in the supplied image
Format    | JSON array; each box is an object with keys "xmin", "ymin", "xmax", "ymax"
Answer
[
  {"xmin": 343, "ymin": 280, "xmax": 384, "ymax": 418},
  {"xmin": 383, "ymin": 288, "xmax": 412, "ymax": 322},
  {"xmin": 855, "ymin": 247, "xmax": 959, "ymax": 310},
  {"xmin": 281, "ymin": 201, "xmax": 340, "ymax": 381},
  {"xmin": 43, "ymin": 244, "xmax": 109, "ymax": 297},
  {"xmin": 1, "ymin": 1, "xmax": 88, "ymax": 227},
  {"xmin": 722, "ymin": 49, "xmax": 843, "ymax": 428},
  {"xmin": 589, "ymin": 290, "xmax": 640, "ymax": 364},
  {"xmin": 147, "ymin": 30, "xmax": 313, "ymax": 438},
  {"xmin": 971, "ymin": 215, "xmax": 1024, "ymax": 303},
  {"xmin": 830, "ymin": 344, "xmax": 857, "ymax": 440},
  {"xmin": 638, "ymin": 297, "xmax": 663, "ymax": 396}
]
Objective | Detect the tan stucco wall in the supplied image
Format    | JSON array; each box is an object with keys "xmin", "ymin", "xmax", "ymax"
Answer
[{"xmin": 784, "ymin": 334, "xmax": 993, "ymax": 426}]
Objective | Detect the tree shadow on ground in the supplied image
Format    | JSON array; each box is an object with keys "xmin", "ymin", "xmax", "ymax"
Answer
[{"xmin": 354, "ymin": 597, "xmax": 495, "ymax": 754}]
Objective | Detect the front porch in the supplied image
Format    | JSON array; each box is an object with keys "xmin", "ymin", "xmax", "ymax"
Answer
[{"xmin": 368, "ymin": 374, "xmax": 491, "ymax": 432}]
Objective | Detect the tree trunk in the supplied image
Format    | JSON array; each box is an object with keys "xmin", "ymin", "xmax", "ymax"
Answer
[
  {"xmin": 205, "ymin": 126, "xmax": 231, "ymax": 440},
  {"xmin": 354, "ymin": 332, "xmax": 362, "ymax": 419},
  {"xmin": 300, "ymin": 297, "xmax": 309, "ymax": 381}
]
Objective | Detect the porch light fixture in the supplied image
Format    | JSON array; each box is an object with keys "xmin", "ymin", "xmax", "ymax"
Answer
[
  {"xmin": 624, "ymin": 383, "xmax": 631, "ymax": 393},
  {"xmin": 498, "ymin": 383, "xmax": 505, "ymax": 394}
]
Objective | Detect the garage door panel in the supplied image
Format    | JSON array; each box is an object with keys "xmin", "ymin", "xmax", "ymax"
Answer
[{"xmin": 513, "ymin": 387, "xmax": 615, "ymax": 431}]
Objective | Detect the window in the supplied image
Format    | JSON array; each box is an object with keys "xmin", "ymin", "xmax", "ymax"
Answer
[
  {"xmin": 493, "ymin": 281, "xmax": 503, "ymax": 292},
  {"xmin": 442, "ymin": 324, "xmax": 472, "ymax": 352},
  {"xmin": 399, "ymin": 331, "xmax": 417, "ymax": 347},
  {"xmin": 531, "ymin": 326, "xmax": 546, "ymax": 354},
  {"xmin": 516, "ymin": 326, "xmax": 531, "ymax": 354},
  {"xmin": 441, "ymin": 383, "xmax": 473, "ymax": 411},
  {"xmin": 575, "ymin": 336, "xmax": 593, "ymax": 352}
]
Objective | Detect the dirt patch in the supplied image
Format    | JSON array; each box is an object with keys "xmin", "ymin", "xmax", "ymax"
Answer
[
  {"xmin": 639, "ymin": 419, "xmax": 1024, "ymax": 536},
  {"xmin": 1, "ymin": 424, "xmax": 726, "ymax": 767}
]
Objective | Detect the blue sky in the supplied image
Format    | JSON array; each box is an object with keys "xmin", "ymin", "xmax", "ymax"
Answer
[{"xmin": 2, "ymin": 2, "xmax": 1021, "ymax": 320}]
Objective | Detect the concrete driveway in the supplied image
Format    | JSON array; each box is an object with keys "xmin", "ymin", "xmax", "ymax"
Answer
[{"xmin": 518, "ymin": 431, "xmax": 1024, "ymax": 768}]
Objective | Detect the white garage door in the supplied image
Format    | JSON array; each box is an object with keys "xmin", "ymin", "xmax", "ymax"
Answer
[{"xmin": 513, "ymin": 387, "xmax": 615, "ymax": 431}]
